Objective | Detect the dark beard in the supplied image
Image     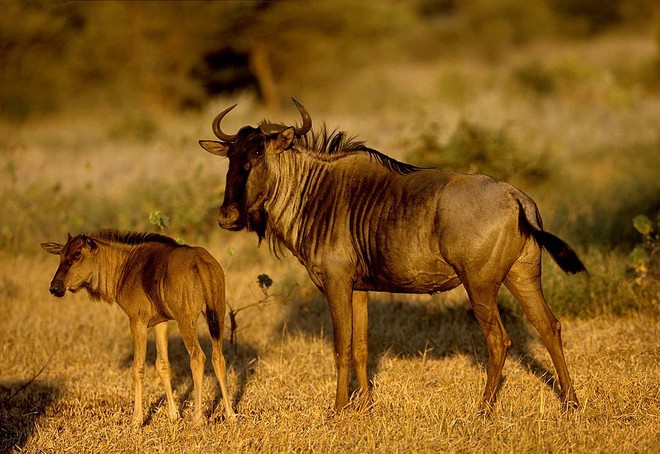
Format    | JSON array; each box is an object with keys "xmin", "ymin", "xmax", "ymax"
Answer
[
  {"xmin": 84, "ymin": 284, "xmax": 103, "ymax": 303},
  {"xmin": 247, "ymin": 208, "xmax": 268, "ymax": 243}
]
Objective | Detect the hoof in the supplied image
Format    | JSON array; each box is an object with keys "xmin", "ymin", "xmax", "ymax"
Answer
[
  {"xmin": 130, "ymin": 418, "xmax": 143, "ymax": 431},
  {"xmin": 191, "ymin": 415, "xmax": 206, "ymax": 427},
  {"xmin": 332, "ymin": 400, "xmax": 350, "ymax": 414},
  {"xmin": 225, "ymin": 411, "xmax": 238, "ymax": 423},
  {"xmin": 562, "ymin": 398, "xmax": 580, "ymax": 411},
  {"xmin": 477, "ymin": 401, "xmax": 495, "ymax": 418}
]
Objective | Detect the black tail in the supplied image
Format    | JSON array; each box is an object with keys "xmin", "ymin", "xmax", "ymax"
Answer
[
  {"xmin": 532, "ymin": 230, "xmax": 586, "ymax": 274},
  {"xmin": 517, "ymin": 200, "xmax": 587, "ymax": 275},
  {"xmin": 206, "ymin": 305, "xmax": 222, "ymax": 341},
  {"xmin": 195, "ymin": 260, "xmax": 223, "ymax": 341}
]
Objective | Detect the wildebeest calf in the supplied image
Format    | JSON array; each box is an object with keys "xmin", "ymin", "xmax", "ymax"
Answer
[{"xmin": 41, "ymin": 229, "xmax": 236, "ymax": 426}]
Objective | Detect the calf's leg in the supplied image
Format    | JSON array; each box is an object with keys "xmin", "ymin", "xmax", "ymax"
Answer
[
  {"xmin": 154, "ymin": 322, "xmax": 180, "ymax": 421},
  {"xmin": 129, "ymin": 320, "xmax": 148, "ymax": 426},
  {"xmin": 210, "ymin": 336, "xmax": 236, "ymax": 421},
  {"xmin": 202, "ymin": 270, "xmax": 236, "ymax": 421},
  {"xmin": 178, "ymin": 319, "xmax": 207, "ymax": 425}
]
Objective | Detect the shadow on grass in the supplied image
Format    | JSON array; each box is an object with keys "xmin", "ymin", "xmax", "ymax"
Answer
[
  {"xmin": 120, "ymin": 332, "xmax": 257, "ymax": 423},
  {"xmin": 0, "ymin": 381, "xmax": 61, "ymax": 452},
  {"xmin": 281, "ymin": 293, "xmax": 561, "ymax": 403}
]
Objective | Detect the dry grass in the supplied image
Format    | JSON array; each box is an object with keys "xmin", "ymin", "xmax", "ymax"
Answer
[
  {"xmin": 1, "ymin": 32, "xmax": 659, "ymax": 452},
  {"xmin": 1, "ymin": 250, "xmax": 659, "ymax": 453}
]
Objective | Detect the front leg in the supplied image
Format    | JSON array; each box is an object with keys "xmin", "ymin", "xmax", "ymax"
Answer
[
  {"xmin": 351, "ymin": 290, "xmax": 370, "ymax": 404},
  {"xmin": 154, "ymin": 322, "xmax": 179, "ymax": 421},
  {"xmin": 129, "ymin": 320, "xmax": 148, "ymax": 427},
  {"xmin": 324, "ymin": 278, "xmax": 354, "ymax": 412}
]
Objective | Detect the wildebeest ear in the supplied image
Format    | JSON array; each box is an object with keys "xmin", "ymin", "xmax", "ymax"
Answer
[
  {"xmin": 41, "ymin": 242, "xmax": 63, "ymax": 255},
  {"xmin": 85, "ymin": 237, "xmax": 99, "ymax": 255},
  {"xmin": 199, "ymin": 140, "xmax": 229, "ymax": 157},
  {"xmin": 273, "ymin": 127, "xmax": 295, "ymax": 152}
]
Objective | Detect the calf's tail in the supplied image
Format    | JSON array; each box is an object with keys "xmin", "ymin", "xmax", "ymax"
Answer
[
  {"xmin": 516, "ymin": 198, "xmax": 587, "ymax": 275},
  {"xmin": 194, "ymin": 258, "xmax": 225, "ymax": 342}
]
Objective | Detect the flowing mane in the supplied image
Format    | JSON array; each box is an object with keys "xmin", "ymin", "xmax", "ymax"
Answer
[
  {"xmin": 259, "ymin": 121, "xmax": 420, "ymax": 175},
  {"xmin": 88, "ymin": 229, "xmax": 180, "ymax": 246},
  {"xmin": 299, "ymin": 125, "xmax": 420, "ymax": 175}
]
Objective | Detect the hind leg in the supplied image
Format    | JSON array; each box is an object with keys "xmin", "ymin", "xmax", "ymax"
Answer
[
  {"xmin": 178, "ymin": 319, "xmax": 207, "ymax": 425},
  {"xmin": 154, "ymin": 322, "xmax": 180, "ymax": 421},
  {"xmin": 210, "ymin": 336, "xmax": 236, "ymax": 421},
  {"xmin": 463, "ymin": 281, "xmax": 511, "ymax": 414},
  {"xmin": 504, "ymin": 256, "xmax": 578, "ymax": 409}
]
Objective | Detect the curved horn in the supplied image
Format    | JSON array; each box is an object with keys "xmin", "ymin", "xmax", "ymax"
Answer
[
  {"xmin": 212, "ymin": 104, "xmax": 239, "ymax": 142},
  {"xmin": 292, "ymin": 98, "xmax": 312, "ymax": 136}
]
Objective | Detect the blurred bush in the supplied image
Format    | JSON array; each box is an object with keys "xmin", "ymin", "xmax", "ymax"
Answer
[
  {"xmin": 0, "ymin": 1, "xmax": 416, "ymax": 118},
  {"xmin": 1, "ymin": 0, "xmax": 657, "ymax": 122},
  {"xmin": 106, "ymin": 110, "xmax": 159, "ymax": 143},
  {"xmin": 0, "ymin": 2, "xmax": 83, "ymax": 120},
  {"xmin": 403, "ymin": 119, "xmax": 552, "ymax": 186},
  {"xmin": 627, "ymin": 213, "xmax": 659, "ymax": 287},
  {"xmin": 513, "ymin": 63, "xmax": 558, "ymax": 97},
  {"xmin": 457, "ymin": 0, "xmax": 560, "ymax": 59},
  {"xmin": 0, "ymin": 164, "xmax": 220, "ymax": 253}
]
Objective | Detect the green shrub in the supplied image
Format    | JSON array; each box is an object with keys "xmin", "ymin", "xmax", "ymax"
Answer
[
  {"xmin": 403, "ymin": 119, "xmax": 552, "ymax": 186},
  {"xmin": 627, "ymin": 214, "xmax": 658, "ymax": 286},
  {"xmin": 0, "ymin": 165, "xmax": 220, "ymax": 254},
  {"xmin": 542, "ymin": 246, "xmax": 657, "ymax": 317}
]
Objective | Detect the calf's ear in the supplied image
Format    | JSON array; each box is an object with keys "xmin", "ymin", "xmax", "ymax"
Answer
[
  {"xmin": 41, "ymin": 242, "xmax": 63, "ymax": 255},
  {"xmin": 80, "ymin": 233, "xmax": 99, "ymax": 255},
  {"xmin": 199, "ymin": 140, "xmax": 229, "ymax": 157},
  {"xmin": 83, "ymin": 236, "xmax": 99, "ymax": 255}
]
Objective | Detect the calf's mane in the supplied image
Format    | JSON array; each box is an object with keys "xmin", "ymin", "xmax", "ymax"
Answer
[{"xmin": 87, "ymin": 229, "xmax": 179, "ymax": 247}]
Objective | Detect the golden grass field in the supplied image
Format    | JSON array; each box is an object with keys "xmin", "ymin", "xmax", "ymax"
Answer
[{"xmin": 1, "ymin": 32, "xmax": 659, "ymax": 453}]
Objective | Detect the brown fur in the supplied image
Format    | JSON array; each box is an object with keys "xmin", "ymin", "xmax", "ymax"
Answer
[{"xmin": 41, "ymin": 229, "xmax": 236, "ymax": 426}]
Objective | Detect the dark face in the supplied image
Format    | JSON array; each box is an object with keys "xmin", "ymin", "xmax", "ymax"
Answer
[
  {"xmin": 200, "ymin": 99, "xmax": 311, "ymax": 235},
  {"xmin": 219, "ymin": 127, "xmax": 266, "ymax": 230},
  {"xmin": 41, "ymin": 234, "xmax": 98, "ymax": 297},
  {"xmin": 200, "ymin": 126, "xmax": 295, "ymax": 234}
]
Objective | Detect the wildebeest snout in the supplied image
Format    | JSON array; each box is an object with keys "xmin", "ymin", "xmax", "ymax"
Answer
[
  {"xmin": 218, "ymin": 204, "xmax": 243, "ymax": 230},
  {"xmin": 49, "ymin": 280, "xmax": 66, "ymax": 297}
]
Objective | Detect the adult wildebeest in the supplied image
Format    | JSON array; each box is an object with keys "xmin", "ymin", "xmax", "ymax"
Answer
[
  {"xmin": 41, "ymin": 230, "xmax": 236, "ymax": 426},
  {"xmin": 199, "ymin": 99, "xmax": 586, "ymax": 414}
]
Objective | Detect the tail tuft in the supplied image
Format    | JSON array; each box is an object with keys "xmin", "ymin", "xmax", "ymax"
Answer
[
  {"xmin": 206, "ymin": 307, "xmax": 221, "ymax": 340},
  {"xmin": 516, "ymin": 198, "xmax": 586, "ymax": 275},
  {"xmin": 195, "ymin": 256, "xmax": 224, "ymax": 341},
  {"xmin": 533, "ymin": 230, "xmax": 586, "ymax": 274}
]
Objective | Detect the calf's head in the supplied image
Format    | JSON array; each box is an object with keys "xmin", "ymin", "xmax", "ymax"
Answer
[
  {"xmin": 199, "ymin": 98, "xmax": 312, "ymax": 233},
  {"xmin": 41, "ymin": 233, "xmax": 99, "ymax": 297}
]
